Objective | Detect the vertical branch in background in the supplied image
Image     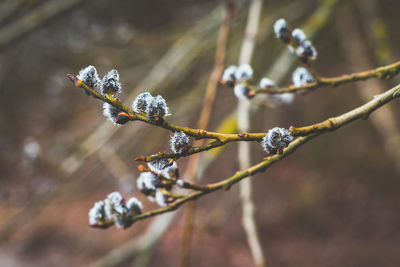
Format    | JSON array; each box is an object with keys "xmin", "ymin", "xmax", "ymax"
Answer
[
  {"xmin": 237, "ymin": 0, "xmax": 265, "ymax": 266},
  {"xmin": 179, "ymin": 2, "xmax": 233, "ymax": 266}
]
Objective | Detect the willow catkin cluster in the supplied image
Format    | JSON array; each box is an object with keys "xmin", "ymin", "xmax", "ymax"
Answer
[
  {"xmin": 136, "ymin": 158, "xmax": 179, "ymax": 207},
  {"xmin": 221, "ymin": 64, "xmax": 255, "ymax": 100},
  {"xmin": 76, "ymin": 66, "xmax": 129, "ymax": 125},
  {"xmin": 219, "ymin": 19, "xmax": 318, "ymax": 102},
  {"xmin": 132, "ymin": 92, "xmax": 169, "ymax": 120},
  {"xmin": 88, "ymin": 192, "xmax": 142, "ymax": 229},
  {"xmin": 274, "ymin": 18, "xmax": 317, "ymax": 63}
]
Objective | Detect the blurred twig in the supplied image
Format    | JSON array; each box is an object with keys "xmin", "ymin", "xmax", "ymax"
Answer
[
  {"xmin": 179, "ymin": 2, "xmax": 233, "ymax": 266},
  {"xmin": 237, "ymin": 0, "xmax": 265, "ymax": 266}
]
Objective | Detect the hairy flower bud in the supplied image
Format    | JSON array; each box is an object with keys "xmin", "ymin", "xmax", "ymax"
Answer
[
  {"xmin": 136, "ymin": 172, "xmax": 157, "ymax": 196},
  {"xmin": 296, "ymin": 40, "xmax": 317, "ymax": 62},
  {"xmin": 221, "ymin": 65, "xmax": 237, "ymax": 86},
  {"xmin": 127, "ymin": 197, "xmax": 143, "ymax": 214},
  {"xmin": 89, "ymin": 192, "xmax": 143, "ymax": 229},
  {"xmin": 88, "ymin": 200, "xmax": 113, "ymax": 228},
  {"xmin": 103, "ymin": 103, "xmax": 129, "ymax": 126},
  {"xmin": 176, "ymin": 179, "xmax": 186, "ymax": 188},
  {"xmin": 132, "ymin": 92, "xmax": 152, "ymax": 114},
  {"xmin": 291, "ymin": 28, "xmax": 306, "ymax": 46},
  {"xmin": 259, "ymin": 77, "xmax": 276, "ymax": 89},
  {"xmin": 77, "ymin": 65, "xmax": 100, "ymax": 89},
  {"xmin": 148, "ymin": 159, "xmax": 178, "ymax": 179},
  {"xmin": 126, "ymin": 197, "xmax": 143, "ymax": 223},
  {"xmin": 261, "ymin": 127, "xmax": 293, "ymax": 154},
  {"xmin": 148, "ymin": 158, "xmax": 171, "ymax": 172},
  {"xmin": 155, "ymin": 190, "xmax": 168, "ymax": 207},
  {"xmin": 292, "ymin": 67, "xmax": 314, "ymax": 87},
  {"xmin": 146, "ymin": 95, "xmax": 169, "ymax": 119},
  {"xmin": 104, "ymin": 192, "xmax": 125, "ymax": 220},
  {"xmin": 101, "ymin": 69, "xmax": 122, "ymax": 96},
  {"xmin": 235, "ymin": 64, "xmax": 253, "ymax": 82},
  {"xmin": 234, "ymin": 84, "xmax": 252, "ymax": 100},
  {"xmin": 274, "ymin": 18, "xmax": 291, "ymax": 43},
  {"xmin": 170, "ymin": 131, "xmax": 189, "ymax": 154}
]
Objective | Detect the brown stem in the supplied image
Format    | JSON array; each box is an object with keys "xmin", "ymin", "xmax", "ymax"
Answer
[{"xmin": 254, "ymin": 60, "xmax": 400, "ymax": 94}]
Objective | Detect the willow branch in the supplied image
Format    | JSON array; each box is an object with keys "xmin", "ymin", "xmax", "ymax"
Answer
[
  {"xmin": 67, "ymin": 74, "xmax": 266, "ymax": 142},
  {"xmin": 130, "ymin": 83, "xmax": 400, "ymax": 224},
  {"xmin": 132, "ymin": 133, "xmax": 318, "ymax": 223},
  {"xmin": 290, "ymin": 84, "xmax": 400, "ymax": 136},
  {"xmin": 254, "ymin": 60, "xmax": 400, "ymax": 94},
  {"xmin": 135, "ymin": 139, "xmax": 226, "ymax": 162},
  {"xmin": 67, "ymin": 60, "xmax": 400, "ymax": 160}
]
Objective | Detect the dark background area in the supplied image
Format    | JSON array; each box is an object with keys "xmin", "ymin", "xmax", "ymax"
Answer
[{"xmin": 0, "ymin": 0, "xmax": 399, "ymax": 266}]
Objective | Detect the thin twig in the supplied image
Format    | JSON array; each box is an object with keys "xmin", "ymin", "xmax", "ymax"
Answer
[
  {"xmin": 253, "ymin": 60, "xmax": 400, "ymax": 94},
  {"xmin": 237, "ymin": 0, "xmax": 266, "ymax": 266},
  {"xmin": 179, "ymin": 3, "xmax": 233, "ymax": 266}
]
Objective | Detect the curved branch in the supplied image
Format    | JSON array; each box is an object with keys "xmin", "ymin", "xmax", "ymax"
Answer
[
  {"xmin": 130, "ymin": 83, "xmax": 400, "ymax": 224},
  {"xmin": 290, "ymin": 84, "xmax": 400, "ymax": 136},
  {"xmin": 67, "ymin": 74, "xmax": 266, "ymax": 142},
  {"xmin": 254, "ymin": 60, "xmax": 400, "ymax": 94},
  {"xmin": 135, "ymin": 139, "xmax": 226, "ymax": 162}
]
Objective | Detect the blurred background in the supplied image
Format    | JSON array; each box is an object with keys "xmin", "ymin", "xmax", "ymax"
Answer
[{"xmin": 0, "ymin": 0, "xmax": 400, "ymax": 266}]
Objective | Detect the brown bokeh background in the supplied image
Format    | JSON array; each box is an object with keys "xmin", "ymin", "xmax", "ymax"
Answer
[{"xmin": 0, "ymin": 0, "xmax": 400, "ymax": 266}]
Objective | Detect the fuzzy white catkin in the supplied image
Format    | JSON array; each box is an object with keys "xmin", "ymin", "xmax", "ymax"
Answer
[
  {"xmin": 176, "ymin": 179, "xmax": 185, "ymax": 187},
  {"xmin": 147, "ymin": 158, "xmax": 171, "ymax": 172},
  {"xmin": 234, "ymin": 84, "xmax": 250, "ymax": 100},
  {"xmin": 292, "ymin": 67, "xmax": 315, "ymax": 87},
  {"xmin": 222, "ymin": 65, "xmax": 237, "ymax": 85},
  {"xmin": 132, "ymin": 92, "xmax": 153, "ymax": 114},
  {"xmin": 104, "ymin": 192, "xmax": 125, "ymax": 219},
  {"xmin": 101, "ymin": 69, "xmax": 122, "ymax": 95},
  {"xmin": 261, "ymin": 127, "xmax": 293, "ymax": 154},
  {"xmin": 77, "ymin": 65, "xmax": 100, "ymax": 89},
  {"xmin": 155, "ymin": 190, "xmax": 167, "ymax": 207},
  {"xmin": 259, "ymin": 77, "xmax": 275, "ymax": 89},
  {"xmin": 126, "ymin": 197, "xmax": 143, "ymax": 214},
  {"xmin": 274, "ymin": 18, "xmax": 287, "ymax": 33},
  {"xmin": 103, "ymin": 103, "xmax": 121, "ymax": 126},
  {"xmin": 235, "ymin": 64, "xmax": 253, "ymax": 82},
  {"xmin": 296, "ymin": 40, "xmax": 317, "ymax": 60},
  {"xmin": 136, "ymin": 172, "xmax": 157, "ymax": 192},
  {"xmin": 160, "ymin": 161, "xmax": 178, "ymax": 179},
  {"xmin": 170, "ymin": 131, "xmax": 189, "ymax": 154},
  {"xmin": 292, "ymin": 28, "xmax": 306, "ymax": 46},
  {"xmin": 273, "ymin": 18, "xmax": 291, "ymax": 43},
  {"xmin": 146, "ymin": 95, "xmax": 169, "ymax": 118},
  {"xmin": 89, "ymin": 201, "xmax": 105, "ymax": 225}
]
